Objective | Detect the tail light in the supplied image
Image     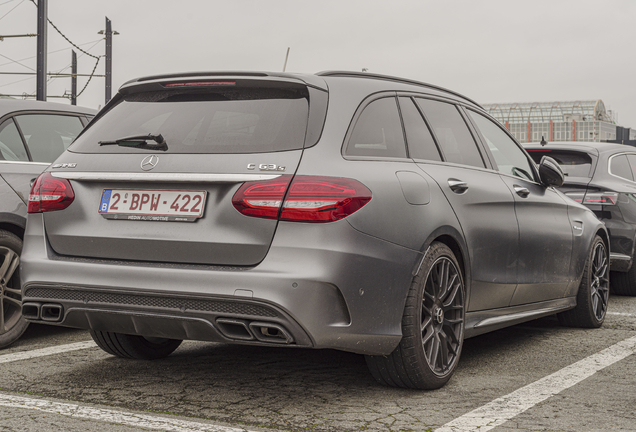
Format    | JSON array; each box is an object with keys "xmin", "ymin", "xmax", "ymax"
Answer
[
  {"xmin": 566, "ymin": 191, "xmax": 618, "ymax": 205},
  {"xmin": 28, "ymin": 172, "xmax": 75, "ymax": 213},
  {"xmin": 232, "ymin": 175, "xmax": 372, "ymax": 223}
]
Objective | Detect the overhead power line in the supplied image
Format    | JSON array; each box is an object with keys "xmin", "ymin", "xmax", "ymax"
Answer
[
  {"xmin": 29, "ymin": 0, "xmax": 101, "ymax": 60},
  {"xmin": 0, "ymin": 0, "xmax": 25, "ymax": 22}
]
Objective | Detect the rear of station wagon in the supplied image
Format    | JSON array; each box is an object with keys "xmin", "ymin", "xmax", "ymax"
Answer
[{"xmin": 21, "ymin": 71, "xmax": 608, "ymax": 389}]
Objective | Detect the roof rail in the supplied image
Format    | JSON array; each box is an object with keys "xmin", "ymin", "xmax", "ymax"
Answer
[{"xmin": 316, "ymin": 71, "xmax": 480, "ymax": 107}]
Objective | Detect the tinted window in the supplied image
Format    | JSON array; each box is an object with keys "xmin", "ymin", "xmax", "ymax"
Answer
[
  {"xmin": 346, "ymin": 97, "xmax": 406, "ymax": 158},
  {"xmin": 398, "ymin": 97, "xmax": 441, "ymax": 161},
  {"xmin": 610, "ymin": 154, "xmax": 633, "ymax": 181},
  {"xmin": 0, "ymin": 119, "xmax": 29, "ymax": 161},
  {"xmin": 527, "ymin": 150, "xmax": 593, "ymax": 178},
  {"xmin": 70, "ymin": 88, "xmax": 309, "ymax": 154},
  {"xmin": 415, "ymin": 98, "xmax": 484, "ymax": 168},
  {"xmin": 15, "ymin": 114, "xmax": 84, "ymax": 163},
  {"xmin": 467, "ymin": 110, "xmax": 535, "ymax": 181},
  {"xmin": 626, "ymin": 155, "xmax": 636, "ymax": 180}
]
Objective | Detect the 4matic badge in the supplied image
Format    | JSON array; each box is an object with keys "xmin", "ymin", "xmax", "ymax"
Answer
[{"xmin": 247, "ymin": 163, "xmax": 286, "ymax": 172}]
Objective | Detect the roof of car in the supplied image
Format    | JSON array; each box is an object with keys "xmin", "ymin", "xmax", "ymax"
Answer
[
  {"xmin": 522, "ymin": 141, "xmax": 635, "ymax": 155},
  {"xmin": 0, "ymin": 99, "xmax": 96, "ymax": 117}
]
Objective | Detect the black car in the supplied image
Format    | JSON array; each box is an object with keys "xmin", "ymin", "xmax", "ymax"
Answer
[
  {"xmin": 0, "ymin": 99, "xmax": 95, "ymax": 348},
  {"xmin": 21, "ymin": 72, "xmax": 608, "ymax": 389},
  {"xmin": 525, "ymin": 141, "xmax": 636, "ymax": 296}
]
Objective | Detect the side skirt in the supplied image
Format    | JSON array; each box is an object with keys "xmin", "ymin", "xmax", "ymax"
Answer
[{"xmin": 465, "ymin": 297, "xmax": 576, "ymax": 338}]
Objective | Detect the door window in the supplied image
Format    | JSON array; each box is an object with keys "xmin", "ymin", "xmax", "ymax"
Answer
[
  {"xmin": 415, "ymin": 98, "xmax": 484, "ymax": 168},
  {"xmin": 345, "ymin": 97, "xmax": 407, "ymax": 158},
  {"xmin": 0, "ymin": 119, "xmax": 29, "ymax": 161},
  {"xmin": 14, "ymin": 114, "xmax": 84, "ymax": 163},
  {"xmin": 467, "ymin": 109, "xmax": 535, "ymax": 182},
  {"xmin": 398, "ymin": 97, "xmax": 441, "ymax": 161}
]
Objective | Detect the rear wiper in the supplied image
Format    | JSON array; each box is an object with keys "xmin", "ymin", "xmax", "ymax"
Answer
[{"xmin": 99, "ymin": 134, "xmax": 168, "ymax": 152}]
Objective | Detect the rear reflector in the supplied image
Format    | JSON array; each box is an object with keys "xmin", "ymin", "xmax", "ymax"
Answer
[
  {"xmin": 28, "ymin": 172, "xmax": 75, "ymax": 213},
  {"xmin": 566, "ymin": 191, "xmax": 618, "ymax": 205},
  {"xmin": 232, "ymin": 175, "xmax": 372, "ymax": 223}
]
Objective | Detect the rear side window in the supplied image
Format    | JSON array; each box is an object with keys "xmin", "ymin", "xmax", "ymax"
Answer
[
  {"xmin": 70, "ymin": 87, "xmax": 309, "ymax": 154},
  {"xmin": 14, "ymin": 114, "xmax": 84, "ymax": 163},
  {"xmin": 398, "ymin": 97, "xmax": 441, "ymax": 161},
  {"xmin": 345, "ymin": 97, "xmax": 407, "ymax": 158},
  {"xmin": 415, "ymin": 98, "xmax": 484, "ymax": 168},
  {"xmin": 527, "ymin": 150, "xmax": 593, "ymax": 178},
  {"xmin": 610, "ymin": 154, "xmax": 634, "ymax": 181},
  {"xmin": 0, "ymin": 119, "xmax": 29, "ymax": 161}
]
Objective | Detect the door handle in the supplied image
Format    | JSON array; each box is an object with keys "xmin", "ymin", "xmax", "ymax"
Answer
[
  {"xmin": 514, "ymin": 185, "xmax": 530, "ymax": 197},
  {"xmin": 448, "ymin": 179, "xmax": 468, "ymax": 193}
]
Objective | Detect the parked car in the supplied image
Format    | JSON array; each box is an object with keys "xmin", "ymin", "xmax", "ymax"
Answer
[
  {"xmin": 20, "ymin": 72, "xmax": 608, "ymax": 389},
  {"xmin": 524, "ymin": 141, "xmax": 636, "ymax": 296},
  {"xmin": 0, "ymin": 99, "xmax": 95, "ymax": 348}
]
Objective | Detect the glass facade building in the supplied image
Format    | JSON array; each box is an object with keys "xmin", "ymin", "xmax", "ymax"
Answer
[{"xmin": 482, "ymin": 100, "xmax": 620, "ymax": 143}]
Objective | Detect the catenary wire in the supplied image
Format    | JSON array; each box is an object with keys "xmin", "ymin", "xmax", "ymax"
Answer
[
  {"xmin": 0, "ymin": 39, "xmax": 103, "ymax": 68},
  {"xmin": 0, "ymin": 0, "xmax": 24, "ymax": 22}
]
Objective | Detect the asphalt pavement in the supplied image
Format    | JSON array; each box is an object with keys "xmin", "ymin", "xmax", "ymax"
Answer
[{"xmin": 0, "ymin": 295, "xmax": 634, "ymax": 432}]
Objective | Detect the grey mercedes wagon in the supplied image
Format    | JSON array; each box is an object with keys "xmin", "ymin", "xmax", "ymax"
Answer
[{"xmin": 21, "ymin": 71, "xmax": 608, "ymax": 389}]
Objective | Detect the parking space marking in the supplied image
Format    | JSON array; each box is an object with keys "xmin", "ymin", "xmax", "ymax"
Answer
[
  {"xmin": 607, "ymin": 311, "xmax": 636, "ymax": 317},
  {"xmin": 0, "ymin": 341, "xmax": 96, "ymax": 364},
  {"xmin": 0, "ymin": 392, "xmax": 254, "ymax": 432},
  {"xmin": 436, "ymin": 334, "xmax": 636, "ymax": 432}
]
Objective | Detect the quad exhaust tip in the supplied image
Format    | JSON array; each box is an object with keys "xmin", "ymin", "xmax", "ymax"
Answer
[
  {"xmin": 215, "ymin": 318, "xmax": 294, "ymax": 344},
  {"xmin": 21, "ymin": 302, "xmax": 64, "ymax": 322}
]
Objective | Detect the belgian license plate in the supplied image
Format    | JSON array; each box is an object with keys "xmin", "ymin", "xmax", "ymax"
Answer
[{"xmin": 98, "ymin": 189, "xmax": 207, "ymax": 222}]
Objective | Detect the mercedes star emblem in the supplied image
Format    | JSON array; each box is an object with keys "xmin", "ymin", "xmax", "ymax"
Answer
[{"xmin": 140, "ymin": 155, "xmax": 159, "ymax": 171}]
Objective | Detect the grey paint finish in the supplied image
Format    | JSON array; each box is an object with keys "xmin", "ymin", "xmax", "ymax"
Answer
[{"xmin": 20, "ymin": 72, "xmax": 607, "ymax": 359}]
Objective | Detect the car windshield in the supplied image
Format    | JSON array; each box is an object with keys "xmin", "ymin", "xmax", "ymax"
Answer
[
  {"xmin": 69, "ymin": 87, "xmax": 309, "ymax": 154},
  {"xmin": 527, "ymin": 149, "xmax": 593, "ymax": 178}
]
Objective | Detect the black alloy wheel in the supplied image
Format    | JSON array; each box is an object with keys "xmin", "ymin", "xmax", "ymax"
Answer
[
  {"xmin": 558, "ymin": 236, "xmax": 609, "ymax": 328},
  {"xmin": 0, "ymin": 231, "xmax": 28, "ymax": 349},
  {"xmin": 421, "ymin": 255, "xmax": 465, "ymax": 376},
  {"xmin": 366, "ymin": 242, "xmax": 465, "ymax": 389},
  {"xmin": 589, "ymin": 241, "xmax": 610, "ymax": 321}
]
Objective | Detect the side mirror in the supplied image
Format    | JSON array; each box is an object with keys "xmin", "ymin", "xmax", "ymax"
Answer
[{"xmin": 538, "ymin": 156, "xmax": 564, "ymax": 187}]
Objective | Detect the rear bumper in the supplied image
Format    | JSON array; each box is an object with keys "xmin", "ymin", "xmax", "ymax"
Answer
[{"xmin": 21, "ymin": 214, "xmax": 421, "ymax": 355}]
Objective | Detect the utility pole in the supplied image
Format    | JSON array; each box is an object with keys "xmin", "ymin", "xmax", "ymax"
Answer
[
  {"xmin": 105, "ymin": 17, "xmax": 112, "ymax": 104},
  {"xmin": 36, "ymin": 0, "xmax": 47, "ymax": 101},
  {"xmin": 71, "ymin": 50, "xmax": 77, "ymax": 106}
]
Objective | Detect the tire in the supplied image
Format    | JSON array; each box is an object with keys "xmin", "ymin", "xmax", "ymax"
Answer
[
  {"xmin": 0, "ymin": 230, "xmax": 28, "ymax": 349},
  {"xmin": 90, "ymin": 330, "xmax": 182, "ymax": 360},
  {"xmin": 365, "ymin": 242, "xmax": 465, "ymax": 390},
  {"xmin": 610, "ymin": 265, "xmax": 636, "ymax": 296},
  {"xmin": 558, "ymin": 236, "xmax": 609, "ymax": 328}
]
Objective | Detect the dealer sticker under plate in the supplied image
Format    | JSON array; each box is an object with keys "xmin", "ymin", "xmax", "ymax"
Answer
[{"xmin": 99, "ymin": 189, "xmax": 207, "ymax": 222}]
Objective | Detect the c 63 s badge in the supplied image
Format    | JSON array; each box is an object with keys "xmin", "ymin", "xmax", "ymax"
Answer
[
  {"xmin": 247, "ymin": 163, "xmax": 286, "ymax": 172},
  {"xmin": 51, "ymin": 163, "xmax": 77, "ymax": 169}
]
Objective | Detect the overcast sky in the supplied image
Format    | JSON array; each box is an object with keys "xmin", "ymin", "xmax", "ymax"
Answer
[{"xmin": 2, "ymin": 0, "xmax": 636, "ymax": 126}]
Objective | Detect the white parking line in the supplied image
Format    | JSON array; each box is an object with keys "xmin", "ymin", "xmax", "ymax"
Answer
[
  {"xmin": 0, "ymin": 341, "xmax": 96, "ymax": 364},
  {"xmin": 0, "ymin": 392, "xmax": 254, "ymax": 432},
  {"xmin": 435, "ymin": 335, "xmax": 636, "ymax": 432},
  {"xmin": 607, "ymin": 311, "xmax": 636, "ymax": 317}
]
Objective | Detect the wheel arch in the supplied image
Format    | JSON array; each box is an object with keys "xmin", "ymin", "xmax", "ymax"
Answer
[
  {"xmin": 417, "ymin": 226, "xmax": 471, "ymax": 303},
  {"xmin": 0, "ymin": 213, "xmax": 26, "ymax": 240}
]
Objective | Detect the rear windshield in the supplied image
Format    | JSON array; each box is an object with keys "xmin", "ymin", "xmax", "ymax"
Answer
[
  {"xmin": 69, "ymin": 87, "xmax": 309, "ymax": 154},
  {"xmin": 527, "ymin": 149, "xmax": 593, "ymax": 178}
]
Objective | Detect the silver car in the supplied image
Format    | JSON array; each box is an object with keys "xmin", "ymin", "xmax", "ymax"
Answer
[
  {"xmin": 0, "ymin": 99, "xmax": 94, "ymax": 348},
  {"xmin": 21, "ymin": 72, "xmax": 608, "ymax": 389}
]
